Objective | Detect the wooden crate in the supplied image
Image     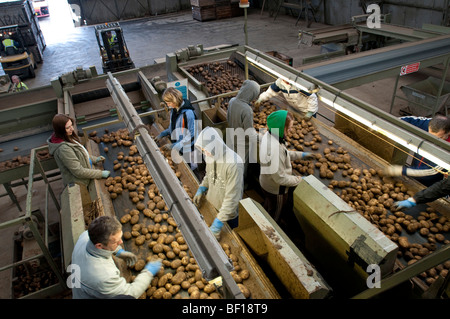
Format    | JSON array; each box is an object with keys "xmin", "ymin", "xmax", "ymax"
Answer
[
  {"xmin": 215, "ymin": 2, "xmax": 232, "ymax": 19},
  {"xmin": 265, "ymin": 51, "xmax": 293, "ymax": 66},
  {"xmin": 192, "ymin": 5, "xmax": 216, "ymax": 21},
  {"xmin": 190, "ymin": 0, "xmax": 215, "ymax": 6},
  {"xmin": 231, "ymin": 2, "xmax": 244, "ymax": 17}
]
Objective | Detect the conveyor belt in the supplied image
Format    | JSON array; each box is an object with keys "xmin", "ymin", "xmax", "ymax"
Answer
[{"xmin": 303, "ymin": 35, "xmax": 450, "ymax": 88}]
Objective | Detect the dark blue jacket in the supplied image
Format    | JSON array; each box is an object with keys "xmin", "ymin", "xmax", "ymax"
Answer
[{"xmin": 400, "ymin": 116, "xmax": 444, "ymax": 186}]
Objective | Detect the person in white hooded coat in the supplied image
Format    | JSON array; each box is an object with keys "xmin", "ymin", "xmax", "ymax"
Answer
[
  {"xmin": 254, "ymin": 78, "xmax": 318, "ymax": 119},
  {"xmin": 193, "ymin": 127, "xmax": 244, "ymax": 239}
]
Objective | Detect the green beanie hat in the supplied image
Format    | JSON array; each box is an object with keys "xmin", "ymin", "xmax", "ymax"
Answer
[{"xmin": 267, "ymin": 110, "xmax": 288, "ymax": 139}]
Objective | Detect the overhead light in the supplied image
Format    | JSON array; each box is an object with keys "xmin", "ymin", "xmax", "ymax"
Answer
[{"xmin": 245, "ymin": 53, "xmax": 313, "ymax": 92}]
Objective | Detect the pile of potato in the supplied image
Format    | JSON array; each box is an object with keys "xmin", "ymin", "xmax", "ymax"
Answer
[
  {"xmin": 255, "ymin": 101, "xmax": 450, "ymax": 288},
  {"xmin": 90, "ymin": 127, "xmax": 252, "ymax": 299},
  {"xmin": 12, "ymin": 264, "xmax": 58, "ymax": 298},
  {"xmin": 0, "ymin": 149, "xmax": 50, "ymax": 172},
  {"xmin": 186, "ymin": 60, "xmax": 243, "ymax": 95}
]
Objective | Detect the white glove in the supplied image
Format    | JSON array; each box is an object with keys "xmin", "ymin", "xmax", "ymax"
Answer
[{"xmin": 383, "ymin": 165, "xmax": 403, "ymax": 176}]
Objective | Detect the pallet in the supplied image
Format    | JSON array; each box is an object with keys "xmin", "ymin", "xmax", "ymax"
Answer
[
  {"xmin": 231, "ymin": 2, "xmax": 244, "ymax": 17},
  {"xmin": 192, "ymin": 5, "xmax": 216, "ymax": 21},
  {"xmin": 216, "ymin": 4, "xmax": 232, "ymax": 20},
  {"xmin": 190, "ymin": 0, "xmax": 215, "ymax": 6}
]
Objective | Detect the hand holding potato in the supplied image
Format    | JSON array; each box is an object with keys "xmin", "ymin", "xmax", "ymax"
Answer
[{"xmin": 115, "ymin": 249, "xmax": 137, "ymax": 267}]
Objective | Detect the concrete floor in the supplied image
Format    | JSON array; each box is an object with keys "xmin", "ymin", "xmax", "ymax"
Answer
[{"xmin": 1, "ymin": 0, "xmax": 447, "ymax": 299}]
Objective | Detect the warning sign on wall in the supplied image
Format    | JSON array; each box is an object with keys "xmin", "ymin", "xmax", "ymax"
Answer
[{"xmin": 400, "ymin": 62, "xmax": 420, "ymax": 76}]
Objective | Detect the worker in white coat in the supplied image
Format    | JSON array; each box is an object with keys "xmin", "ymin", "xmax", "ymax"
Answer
[
  {"xmin": 254, "ymin": 78, "xmax": 318, "ymax": 120},
  {"xmin": 259, "ymin": 110, "xmax": 314, "ymax": 221},
  {"xmin": 193, "ymin": 127, "xmax": 244, "ymax": 240},
  {"xmin": 71, "ymin": 216, "xmax": 161, "ymax": 299}
]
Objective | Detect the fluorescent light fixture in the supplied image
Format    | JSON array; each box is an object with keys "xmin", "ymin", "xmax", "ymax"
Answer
[
  {"xmin": 319, "ymin": 91, "xmax": 450, "ymax": 171},
  {"xmin": 246, "ymin": 53, "xmax": 313, "ymax": 92}
]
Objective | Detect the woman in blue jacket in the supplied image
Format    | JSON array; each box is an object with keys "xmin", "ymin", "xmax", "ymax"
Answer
[{"xmin": 156, "ymin": 87, "xmax": 198, "ymax": 168}]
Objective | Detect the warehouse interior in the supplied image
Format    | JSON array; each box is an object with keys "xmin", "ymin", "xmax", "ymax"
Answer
[{"xmin": 0, "ymin": 0, "xmax": 449, "ymax": 302}]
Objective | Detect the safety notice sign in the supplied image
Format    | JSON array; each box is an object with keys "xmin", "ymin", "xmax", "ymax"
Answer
[{"xmin": 400, "ymin": 62, "xmax": 420, "ymax": 76}]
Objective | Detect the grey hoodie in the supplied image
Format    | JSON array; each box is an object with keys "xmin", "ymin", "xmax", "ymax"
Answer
[
  {"xmin": 195, "ymin": 127, "xmax": 244, "ymax": 222},
  {"xmin": 226, "ymin": 80, "xmax": 260, "ymax": 165}
]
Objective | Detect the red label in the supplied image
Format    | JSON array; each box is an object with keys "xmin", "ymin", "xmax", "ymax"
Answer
[{"xmin": 400, "ymin": 62, "xmax": 420, "ymax": 76}]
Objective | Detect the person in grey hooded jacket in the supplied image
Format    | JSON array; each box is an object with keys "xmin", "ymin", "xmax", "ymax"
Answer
[
  {"xmin": 71, "ymin": 216, "xmax": 161, "ymax": 299},
  {"xmin": 193, "ymin": 127, "xmax": 244, "ymax": 240},
  {"xmin": 226, "ymin": 80, "xmax": 260, "ymax": 179}
]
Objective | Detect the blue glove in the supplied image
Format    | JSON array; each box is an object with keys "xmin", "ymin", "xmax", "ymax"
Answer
[
  {"xmin": 193, "ymin": 186, "xmax": 208, "ymax": 206},
  {"xmin": 144, "ymin": 260, "xmax": 162, "ymax": 275},
  {"xmin": 393, "ymin": 198, "xmax": 416, "ymax": 210},
  {"xmin": 115, "ymin": 249, "xmax": 137, "ymax": 267},
  {"xmin": 210, "ymin": 218, "xmax": 224, "ymax": 239},
  {"xmin": 162, "ymin": 143, "xmax": 174, "ymax": 151},
  {"xmin": 101, "ymin": 170, "xmax": 110, "ymax": 178},
  {"xmin": 305, "ymin": 111, "xmax": 314, "ymax": 119},
  {"xmin": 196, "ymin": 186, "xmax": 208, "ymax": 196},
  {"xmin": 154, "ymin": 134, "xmax": 163, "ymax": 143},
  {"xmin": 301, "ymin": 152, "xmax": 314, "ymax": 160},
  {"xmin": 96, "ymin": 156, "xmax": 105, "ymax": 163}
]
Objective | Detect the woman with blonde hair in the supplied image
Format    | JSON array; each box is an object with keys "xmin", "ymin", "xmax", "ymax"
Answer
[{"xmin": 156, "ymin": 87, "xmax": 198, "ymax": 169}]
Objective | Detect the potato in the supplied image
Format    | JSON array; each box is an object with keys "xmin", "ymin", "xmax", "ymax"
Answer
[
  {"xmin": 164, "ymin": 235, "xmax": 175, "ymax": 245},
  {"xmin": 152, "ymin": 243, "xmax": 164, "ymax": 254},
  {"xmin": 123, "ymin": 231, "xmax": 132, "ymax": 240},
  {"xmin": 190, "ymin": 290, "xmax": 200, "ymax": 299},
  {"xmin": 171, "ymin": 259, "xmax": 182, "ymax": 269},
  {"xmin": 398, "ymin": 236, "xmax": 410, "ymax": 249},
  {"xmin": 135, "ymin": 235, "xmax": 145, "ymax": 246},
  {"xmin": 171, "ymin": 271, "xmax": 187, "ymax": 285},
  {"xmin": 239, "ymin": 269, "xmax": 250, "ymax": 280},
  {"xmin": 169, "ymin": 285, "xmax": 181, "ymax": 295},
  {"xmin": 134, "ymin": 259, "xmax": 145, "ymax": 271},
  {"xmin": 152, "ymin": 287, "xmax": 166, "ymax": 299},
  {"xmin": 209, "ymin": 292, "xmax": 221, "ymax": 299},
  {"xmin": 120, "ymin": 214, "xmax": 131, "ymax": 224},
  {"xmin": 158, "ymin": 274, "xmax": 170, "ymax": 287},
  {"xmin": 181, "ymin": 281, "xmax": 191, "ymax": 290},
  {"xmin": 237, "ymin": 284, "xmax": 251, "ymax": 298},
  {"xmin": 167, "ymin": 217, "xmax": 178, "ymax": 227},
  {"xmin": 203, "ymin": 284, "xmax": 216, "ymax": 294},
  {"xmin": 435, "ymin": 233, "xmax": 445, "ymax": 242},
  {"xmin": 130, "ymin": 214, "xmax": 140, "ymax": 225},
  {"xmin": 231, "ymin": 272, "xmax": 242, "ymax": 283}
]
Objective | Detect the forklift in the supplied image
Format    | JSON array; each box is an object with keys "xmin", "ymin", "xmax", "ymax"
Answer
[
  {"xmin": 0, "ymin": 25, "xmax": 37, "ymax": 79},
  {"xmin": 95, "ymin": 22, "xmax": 135, "ymax": 73}
]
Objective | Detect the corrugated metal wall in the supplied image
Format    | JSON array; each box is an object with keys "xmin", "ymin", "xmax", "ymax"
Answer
[
  {"xmin": 316, "ymin": 0, "xmax": 449, "ymax": 28},
  {"xmin": 68, "ymin": 0, "xmax": 191, "ymax": 25},
  {"xmin": 67, "ymin": 0, "xmax": 449, "ymax": 28}
]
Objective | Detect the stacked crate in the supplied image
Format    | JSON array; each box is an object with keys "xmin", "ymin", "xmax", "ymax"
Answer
[
  {"xmin": 215, "ymin": 0, "xmax": 231, "ymax": 20},
  {"xmin": 191, "ymin": 0, "xmax": 216, "ymax": 21},
  {"xmin": 230, "ymin": 0, "xmax": 244, "ymax": 17},
  {"xmin": 191, "ymin": 0, "xmax": 244, "ymax": 21}
]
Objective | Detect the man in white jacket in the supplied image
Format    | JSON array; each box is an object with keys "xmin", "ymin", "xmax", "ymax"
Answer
[
  {"xmin": 193, "ymin": 127, "xmax": 244, "ymax": 240},
  {"xmin": 254, "ymin": 78, "xmax": 318, "ymax": 120},
  {"xmin": 71, "ymin": 216, "xmax": 161, "ymax": 298}
]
